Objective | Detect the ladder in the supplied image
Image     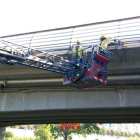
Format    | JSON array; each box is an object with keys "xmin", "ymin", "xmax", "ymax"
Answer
[{"xmin": 0, "ymin": 39, "xmax": 78, "ymax": 74}]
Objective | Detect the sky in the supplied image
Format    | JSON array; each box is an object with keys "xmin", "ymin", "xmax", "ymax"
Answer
[{"xmin": 0, "ymin": 0, "xmax": 139, "ymax": 36}]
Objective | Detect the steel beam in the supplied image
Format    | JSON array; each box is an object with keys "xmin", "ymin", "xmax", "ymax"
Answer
[{"xmin": 0, "ymin": 75, "xmax": 139, "ymax": 86}]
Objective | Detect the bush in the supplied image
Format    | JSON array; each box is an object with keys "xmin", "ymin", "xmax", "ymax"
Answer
[
  {"xmin": 5, "ymin": 137, "xmax": 40, "ymax": 140},
  {"xmin": 127, "ymin": 136, "xmax": 140, "ymax": 140},
  {"xmin": 5, "ymin": 131, "xmax": 14, "ymax": 138}
]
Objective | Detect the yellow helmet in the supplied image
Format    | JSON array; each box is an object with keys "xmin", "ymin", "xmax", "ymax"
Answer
[
  {"xmin": 100, "ymin": 35, "xmax": 106, "ymax": 40},
  {"xmin": 76, "ymin": 39, "xmax": 82, "ymax": 44}
]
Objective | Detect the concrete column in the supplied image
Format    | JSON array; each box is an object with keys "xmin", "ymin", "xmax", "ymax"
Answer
[{"xmin": 0, "ymin": 127, "xmax": 6, "ymax": 140}]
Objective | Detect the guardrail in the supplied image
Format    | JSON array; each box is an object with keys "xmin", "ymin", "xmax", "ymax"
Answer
[{"xmin": 0, "ymin": 16, "xmax": 140, "ymax": 52}]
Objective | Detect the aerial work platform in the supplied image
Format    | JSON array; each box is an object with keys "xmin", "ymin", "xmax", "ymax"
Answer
[
  {"xmin": 63, "ymin": 45, "xmax": 112, "ymax": 89},
  {"xmin": 0, "ymin": 38, "xmax": 112, "ymax": 89}
]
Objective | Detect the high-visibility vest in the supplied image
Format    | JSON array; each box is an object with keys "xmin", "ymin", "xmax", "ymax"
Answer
[
  {"xmin": 101, "ymin": 37, "xmax": 115, "ymax": 49},
  {"xmin": 72, "ymin": 45, "xmax": 82, "ymax": 58}
]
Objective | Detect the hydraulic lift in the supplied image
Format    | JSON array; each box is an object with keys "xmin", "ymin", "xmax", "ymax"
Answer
[{"xmin": 0, "ymin": 39, "xmax": 112, "ymax": 89}]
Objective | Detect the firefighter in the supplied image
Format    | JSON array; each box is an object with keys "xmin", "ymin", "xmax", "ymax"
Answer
[
  {"xmin": 72, "ymin": 40, "xmax": 85, "ymax": 79},
  {"xmin": 72, "ymin": 39, "xmax": 85, "ymax": 59},
  {"xmin": 99, "ymin": 35, "xmax": 116, "ymax": 51}
]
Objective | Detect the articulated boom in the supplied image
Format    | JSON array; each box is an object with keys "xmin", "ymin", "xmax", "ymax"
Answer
[{"xmin": 0, "ymin": 39, "xmax": 112, "ymax": 89}]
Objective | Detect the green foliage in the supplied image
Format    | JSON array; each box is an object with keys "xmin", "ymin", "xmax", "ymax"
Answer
[
  {"xmin": 134, "ymin": 134, "xmax": 137, "ymax": 137},
  {"xmin": 107, "ymin": 129, "xmax": 111, "ymax": 135},
  {"xmin": 5, "ymin": 137, "xmax": 40, "ymax": 140},
  {"xmin": 135, "ymin": 133, "xmax": 140, "ymax": 137},
  {"xmin": 99, "ymin": 128, "xmax": 107, "ymax": 135},
  {"xmin": 127, "ymin": 136, "xmax": 140, "ymax": 140},
  {"xmin": 76, "ymin": 123, "xmax": 100, "ymax": 136},
  {"xmin": 129, "ymin": 132, "xmax": 133, "ymax": 137},
  {"xmin": 50, "ymin": 123, "xmax": 100, "ymax": 140},
  {"xmin": 135, "ymin": 136, "xmax": 140, "ymax": 140},
  {"xmin": 34, "ymin": 124, "xmax": 54, "ymax": 140},
  {"xmin": 98, "ymin": 128, "xmax": 133, "ymax": 138},
  {"xmin": 124, "ymin": 132, "xmax": 129, "ymax": 137},
  {"xmin": 115, "ymin": 130, "xmax": 120, "ymax": 136},
  {"xmin": 118, "ymin": 131, "xmax": 121, "ymax": 136},
  {"xmin": 111, "ymin": 130, "xmax": 115, "ymax": 136},
  {"xmin": 120, "ymin": 131, "xmax": 124, "ymax": 136},
  {"xmin": 104, "ymin": 128, "xmax": 107, "ymax": 135},
  {"xmin": 99, "ymin": 128, "xmax": 103, "ymax": 135},
  {"xmin": 5, "ymin": 131, "xmax": 14, "ymax": 138}
]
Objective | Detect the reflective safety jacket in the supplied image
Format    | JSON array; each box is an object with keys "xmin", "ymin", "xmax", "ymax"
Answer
[
  {"xmin": 72, "ymin": 45, "xmax": 85, "ymax": 58},
  {"xmin": 100, "ymin": 37, "xmax": 115, "ymax": 49}
]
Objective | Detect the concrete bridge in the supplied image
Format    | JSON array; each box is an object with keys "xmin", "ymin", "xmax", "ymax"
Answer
[{"xmin": 0, "ymin": 16, "xmax": 140, "ymax": 139}]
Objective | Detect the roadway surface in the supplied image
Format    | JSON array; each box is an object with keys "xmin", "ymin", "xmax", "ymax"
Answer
[{"xmin": 0, "ymin": 41, "xmax": 140, "ymax": 127}]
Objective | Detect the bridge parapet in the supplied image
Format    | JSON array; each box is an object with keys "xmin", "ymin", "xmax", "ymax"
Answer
[{"xmin": 0, "ymin": 16, "xmax": 140, "ymax": 55}]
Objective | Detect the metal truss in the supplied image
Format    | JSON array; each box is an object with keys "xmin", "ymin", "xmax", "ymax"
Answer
[{"xmin": 0, "ymin": 39, "xmax": 77, "ymax": 74}]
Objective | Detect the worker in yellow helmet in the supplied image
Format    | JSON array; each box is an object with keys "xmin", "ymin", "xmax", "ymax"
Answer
[
  {"xmin": 99, "ymin": 35, "xmax": 116, "ymax": 51},
  {"xmin": 72, "ymin": 40, "xmax": 85, "ymax": 79},
  {"xmin": 72, "ymin": 39, "xmax": 85, "ymax": 59}
]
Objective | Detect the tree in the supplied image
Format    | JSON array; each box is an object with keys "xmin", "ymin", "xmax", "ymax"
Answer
[
  {"xmin": 99, "ymin": 128, "xmax": 107, "ymax": 136},
  {"xmin": 120, "ymin": 131, "xmax": 124, "ymax": 137},
  {"xmin": 124, "ymin": 132, "xmax": 129, "ymax": 137},
  {"xmin": 111, "ymin": 130, "xmax": 115, "ymax": 136},
  {"xmin": 99, "ymin": 128, "xmax": 103, "ymax": 135},
  {"xmin": 123, "ymin": 132, "xmax": 126, "ymax": 137},
  {"xmin": 5, "ymin": 131, "xmax": 14, "ymax": 138},
  {"xmin": 50, "ymin": 123, "xmax": 100, "ymax": 140},
  {"xmin": 34, "ymin": 124, "xmax": 54, "ymax": 140},
  {"xmin": 118, "ymin": 131, "xmax": 121, "ymax": 137},
  {"xmin": 104, "ymin": 128, "xmax": 107, "ymax": 135},
  {"xmin": 133, "ymin": 134, "xmax": 136, "ymax": 137},
  {"xmin": 107, "ymin": 129, "xmax": 111, "ymax": 135},
  {"xmin": 135, "ymin": 132, "xmax": 140, "ymax": 137},
  {"xmin": 128, "ymin": 132, "xmax": 132, "ymax": 137},
  {"xmin": 115, "ymin": 130, "xmax": 121, "ymax": 137}
]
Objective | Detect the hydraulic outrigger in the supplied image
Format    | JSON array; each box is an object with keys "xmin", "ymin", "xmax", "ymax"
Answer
[{"xmin": 0, "ymin": 38, "xmax": 112, "ymax": 89}]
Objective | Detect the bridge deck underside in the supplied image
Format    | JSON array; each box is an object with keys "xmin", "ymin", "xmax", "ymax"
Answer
[{"xmin": 1, "ymin": 108, "xmax": 140, "ymax": 127}]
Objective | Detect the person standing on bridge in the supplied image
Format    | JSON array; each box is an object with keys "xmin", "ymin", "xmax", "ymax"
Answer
[{"xmin": 99, "ymin": 35, "xmax": 116, "ymax": 51}]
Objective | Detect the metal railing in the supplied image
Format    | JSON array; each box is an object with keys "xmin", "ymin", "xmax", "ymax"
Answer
[{"xmin": 0, "ymin": 16, "xmax": 140, "ymax": 54}]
